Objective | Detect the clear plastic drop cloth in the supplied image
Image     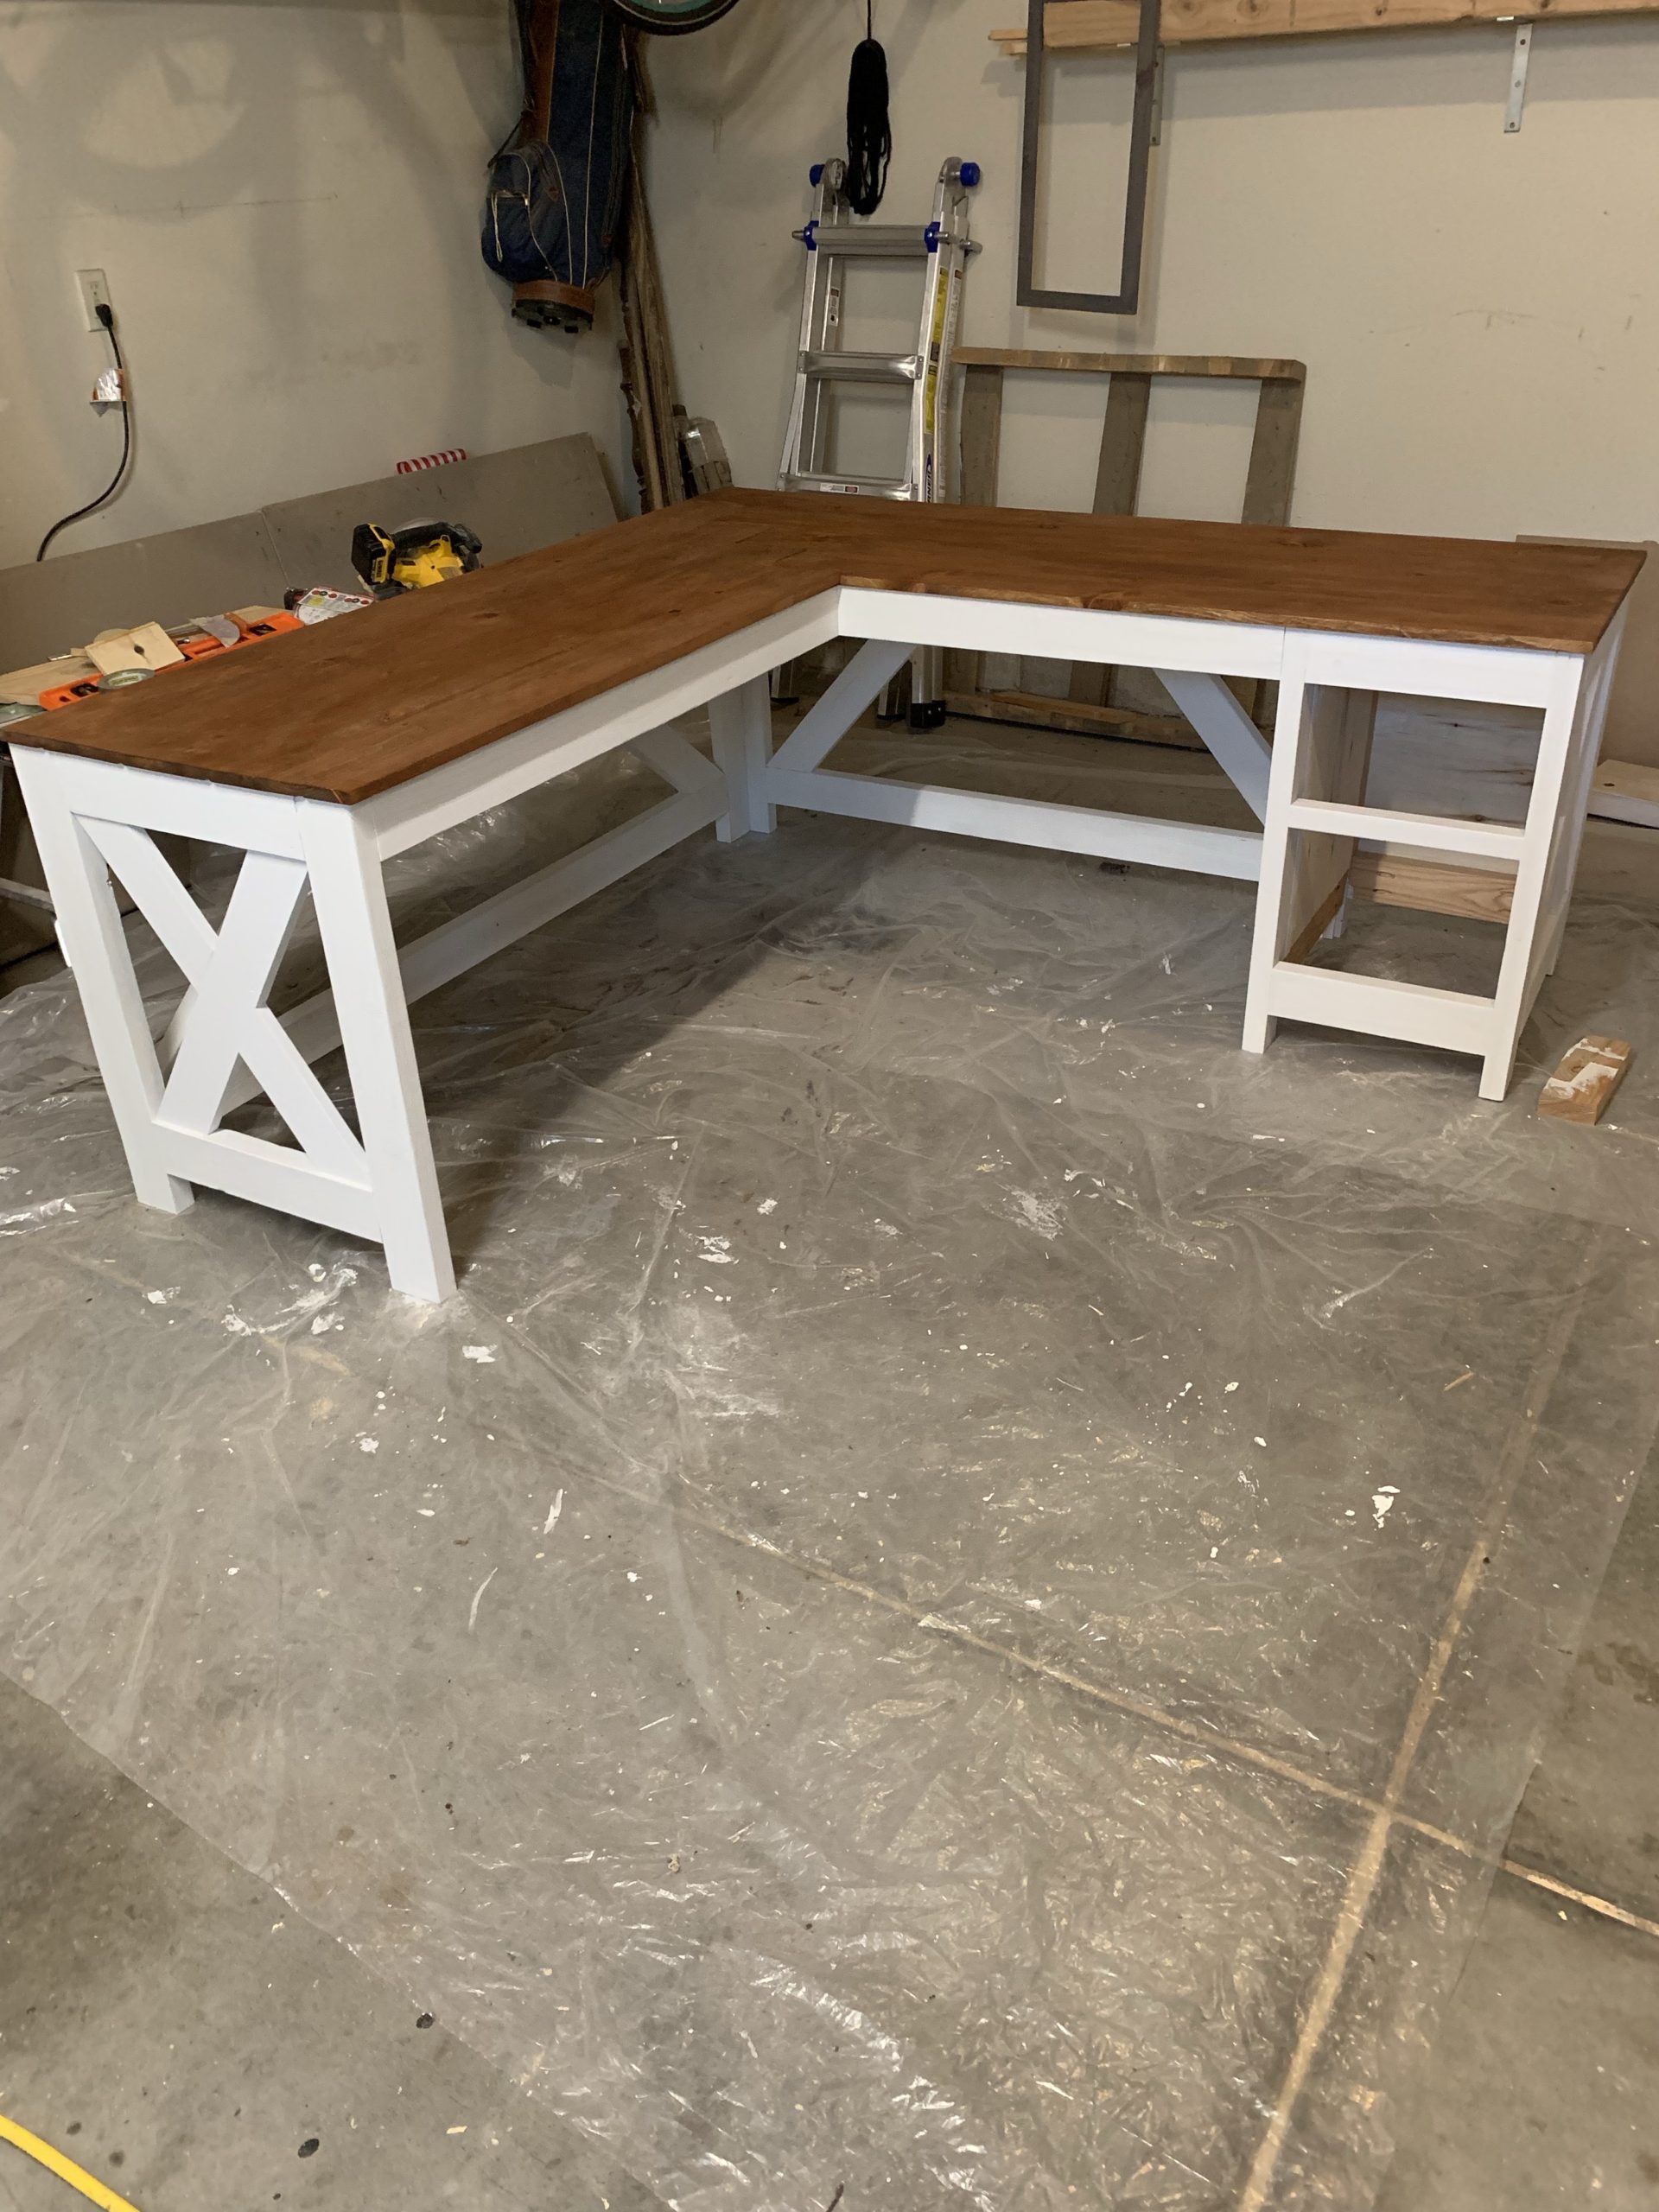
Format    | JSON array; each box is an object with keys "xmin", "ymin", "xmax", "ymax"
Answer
[{"xmin": 2, "ymin": 721, "xmax": 1657, "ymax": 2211}]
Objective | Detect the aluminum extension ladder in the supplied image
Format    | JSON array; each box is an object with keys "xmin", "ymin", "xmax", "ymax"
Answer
[{"xmin": 778, "ymin": 154, "xmax": 979, "ymax": 728}]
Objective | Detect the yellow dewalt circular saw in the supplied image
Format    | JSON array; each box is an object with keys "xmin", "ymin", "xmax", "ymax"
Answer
[{"xmin": 351, "ymin": 518, "xmax": 483, "ymax": 599}]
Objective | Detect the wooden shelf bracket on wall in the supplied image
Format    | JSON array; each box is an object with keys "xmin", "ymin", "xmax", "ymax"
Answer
[
  {"xmin": 992, "ymin": 0, "xmax": 1659, "ymax": 55},
  {"xmin": 995, "ymin": 0, "xmax": 1659, "ymax": 131}
]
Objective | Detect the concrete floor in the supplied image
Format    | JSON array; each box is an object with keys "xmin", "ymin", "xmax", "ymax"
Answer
[
  {"xmin": 3, "ymin": 719, "xmax": 1659, "ymax": 2209},
  {"xmin": 0, "ymin": 1675, "xmax": 660, "ymax": 2212},
  {"xmin": 3, "ymin": 1454, "xmax": 1656, "ymax": 2211},
  {"xmin": 3, "ymin": 1440, "xmax": 1657, "ymax": 2212},
  {"xmin": 1375, "ymin": 1445, "xmax": 1659, "ymax": 2212}
]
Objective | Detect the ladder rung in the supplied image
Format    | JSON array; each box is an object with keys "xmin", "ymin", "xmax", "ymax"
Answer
[
  {"xmin": 781, "ymin": 472, "xmax": 915, "ymax": 499},
  {"xmin": 802, "ymin": 351, "xmax": 919, "ymax": 385},
  {"xmin": 798, "ymin": 226, "xmax": 930, "ymax": 257},
  {"xmin": 1283, "ymin": 798, "xmax": 1524, "ymax": 861}
]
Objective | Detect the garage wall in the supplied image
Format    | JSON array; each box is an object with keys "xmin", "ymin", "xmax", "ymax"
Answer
[
  {"xmin": 0, "ymin": 0, "xmax": 627, "ymax": 569},
  {"xmin": 645, "ymin": 0, "xmax": 1659, "ymax": 543}
]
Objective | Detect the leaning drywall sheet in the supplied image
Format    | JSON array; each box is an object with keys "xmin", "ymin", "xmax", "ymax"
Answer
[
  {"xmin": 0, "ymin": 515, "xmax": 291, "ymax": 674},
  {"xmin": 0, "ymin": 435, "xmax": 618, "ymax": 675},
  {"xmin": 259, "ymin": 436, "xmax": 618, "ymax": 597}
]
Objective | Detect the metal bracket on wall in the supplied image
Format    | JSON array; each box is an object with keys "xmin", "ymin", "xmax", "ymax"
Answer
[
  {"xmin": 1503, "ymin": 19, "xmax": 1533, "ymax": 131},
  {"xmin": 1015, "ymin": 0, "xmax": 1162, "ymax": 316}
]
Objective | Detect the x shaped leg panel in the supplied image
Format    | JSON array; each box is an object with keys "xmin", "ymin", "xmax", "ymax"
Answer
[{"xmin": 82, "ymin": 820, "xmax": 368, "ymax": 1183}]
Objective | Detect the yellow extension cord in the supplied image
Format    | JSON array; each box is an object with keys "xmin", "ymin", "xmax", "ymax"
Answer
[{"xmin": 0, "ymin": 2111, "xmax": 141, "ymax": 2211}]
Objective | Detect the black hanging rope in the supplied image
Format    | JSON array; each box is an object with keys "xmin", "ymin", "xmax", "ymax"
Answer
[{"xmin": 845, "ymin": 0, "xmax": 890, "ymax": 217}]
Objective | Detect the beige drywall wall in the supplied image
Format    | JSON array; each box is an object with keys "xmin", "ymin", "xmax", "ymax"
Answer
[
  {"xmin": 1, "ymin": 0, "xmax": 627, "ymax": 569},
  {"xmin": 646, "ymin": 0, "xmax": 1659, "ymax": 543}
]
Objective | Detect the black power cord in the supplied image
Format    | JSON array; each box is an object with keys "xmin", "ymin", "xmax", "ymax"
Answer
[
  {"xmin": 846, "ymin": 0, "xmax": 890, "ymax": 218},
  {"xmin": 36, "ymin": 302, "xmax": 131, "ymax": 563}
]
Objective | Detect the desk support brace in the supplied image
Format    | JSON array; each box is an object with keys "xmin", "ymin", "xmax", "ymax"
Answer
[
  {"xmin": 1154, "ymin": 670, "xmax": 1272, "ymax": 820},
  {"xmin": 710, "ymin": 675, "xmax": 779, "ymax": 839},
  {"xmin": 758, "ymin": 639, "xmax": 1266, "ymax": 881}
]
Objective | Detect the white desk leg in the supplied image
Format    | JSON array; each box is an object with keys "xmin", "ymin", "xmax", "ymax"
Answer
[
  {"xmin": 1242, "ymin": 642, "xmax": 1312, "ymax": 1056},
  {"xmin": 297, "ymin": 802, "xmax": 455, "ymax": 1304},
  {"xmin": 1539, "ymin": 622, "xmax": 1621, "ymax": 979},
  {"xmin": 1242, "ymin": 657, "xmax": 1377, "ymax": 1057},
  {"xmin": 11, "ymin": 747, "xmax": 193, "ymax": 1214},
  {"xmin": 710, "ymin": 676, "xmax": 776, "ymax": 842},
  {"xmin": 1317, "ymin": 690, "xmax": 1377, "ymax": 947},
  {"xmin": 1480, "ymin": 652, "xmax": 1596, "ymax": 1101}
]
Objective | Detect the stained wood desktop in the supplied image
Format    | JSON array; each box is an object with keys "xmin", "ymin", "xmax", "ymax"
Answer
[{"xmin": 20, "ymin": 489, "xmax": 1643, "ymax": 806}]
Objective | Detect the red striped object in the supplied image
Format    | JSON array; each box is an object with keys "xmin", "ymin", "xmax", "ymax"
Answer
[{"xmin": 396, "ymin": 448, "xmax": 467, "ymax": 474}]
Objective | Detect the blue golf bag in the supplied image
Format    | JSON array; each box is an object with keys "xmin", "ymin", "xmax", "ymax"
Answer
[{"xmin": 482, "ymin": 0, "xmax": 636, "ymax": 332}]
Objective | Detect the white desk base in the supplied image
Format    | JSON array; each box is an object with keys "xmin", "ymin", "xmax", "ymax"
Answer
[{"xmin": 14, "ymin": 586, "xmax": 1618, "ymax": 1301}]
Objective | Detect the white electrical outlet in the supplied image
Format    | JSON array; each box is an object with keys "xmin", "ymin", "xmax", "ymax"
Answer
[{"xmin": 75, "ymin": 268, "xmax": 112, "ymax": 333}]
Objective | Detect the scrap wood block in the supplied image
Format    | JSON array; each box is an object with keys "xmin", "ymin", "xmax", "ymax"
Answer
[
  {"xmin": 87, "ymin": 620, "xmax": 185, "ymax": 677},
  {"xmin": 1538, "ymin": 1034, "xmax": 1632, "ymax": 1124},
  {"xmin": 1588, "ymin": 758, "xmax": 1659, "ymax": 830},
  {"xmin": 0, "ymin": 651, "xmax": 97, "ymax": 707}
]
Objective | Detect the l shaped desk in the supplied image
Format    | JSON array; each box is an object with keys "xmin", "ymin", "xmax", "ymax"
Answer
[{"xmin": 12, "ymin": 491, "xmax": 1639, "ymax": 1300}]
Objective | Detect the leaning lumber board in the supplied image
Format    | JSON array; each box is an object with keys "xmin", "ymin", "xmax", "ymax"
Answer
[
  {"xmin": 955, "ymin": 346, "xmax": 1306, "ymax": 381},
  {"xmin": 992, "ymin": 0, "xmax": 1659, "ymax": 54},
  {"xmin": 1538, "ymin": 1035, "xmax": 1631, "ymax": 1123},
  {"xmin": 943, "ymin": 363, "xmax": 1007, "ymax": 696},
  {"xmin": 1070, "ymin": 371, "xmax": 1151, "ymax": 709},
  {"xmin": 944, "ymin": 689, "xmax": 1206, "ymax": 749}
]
